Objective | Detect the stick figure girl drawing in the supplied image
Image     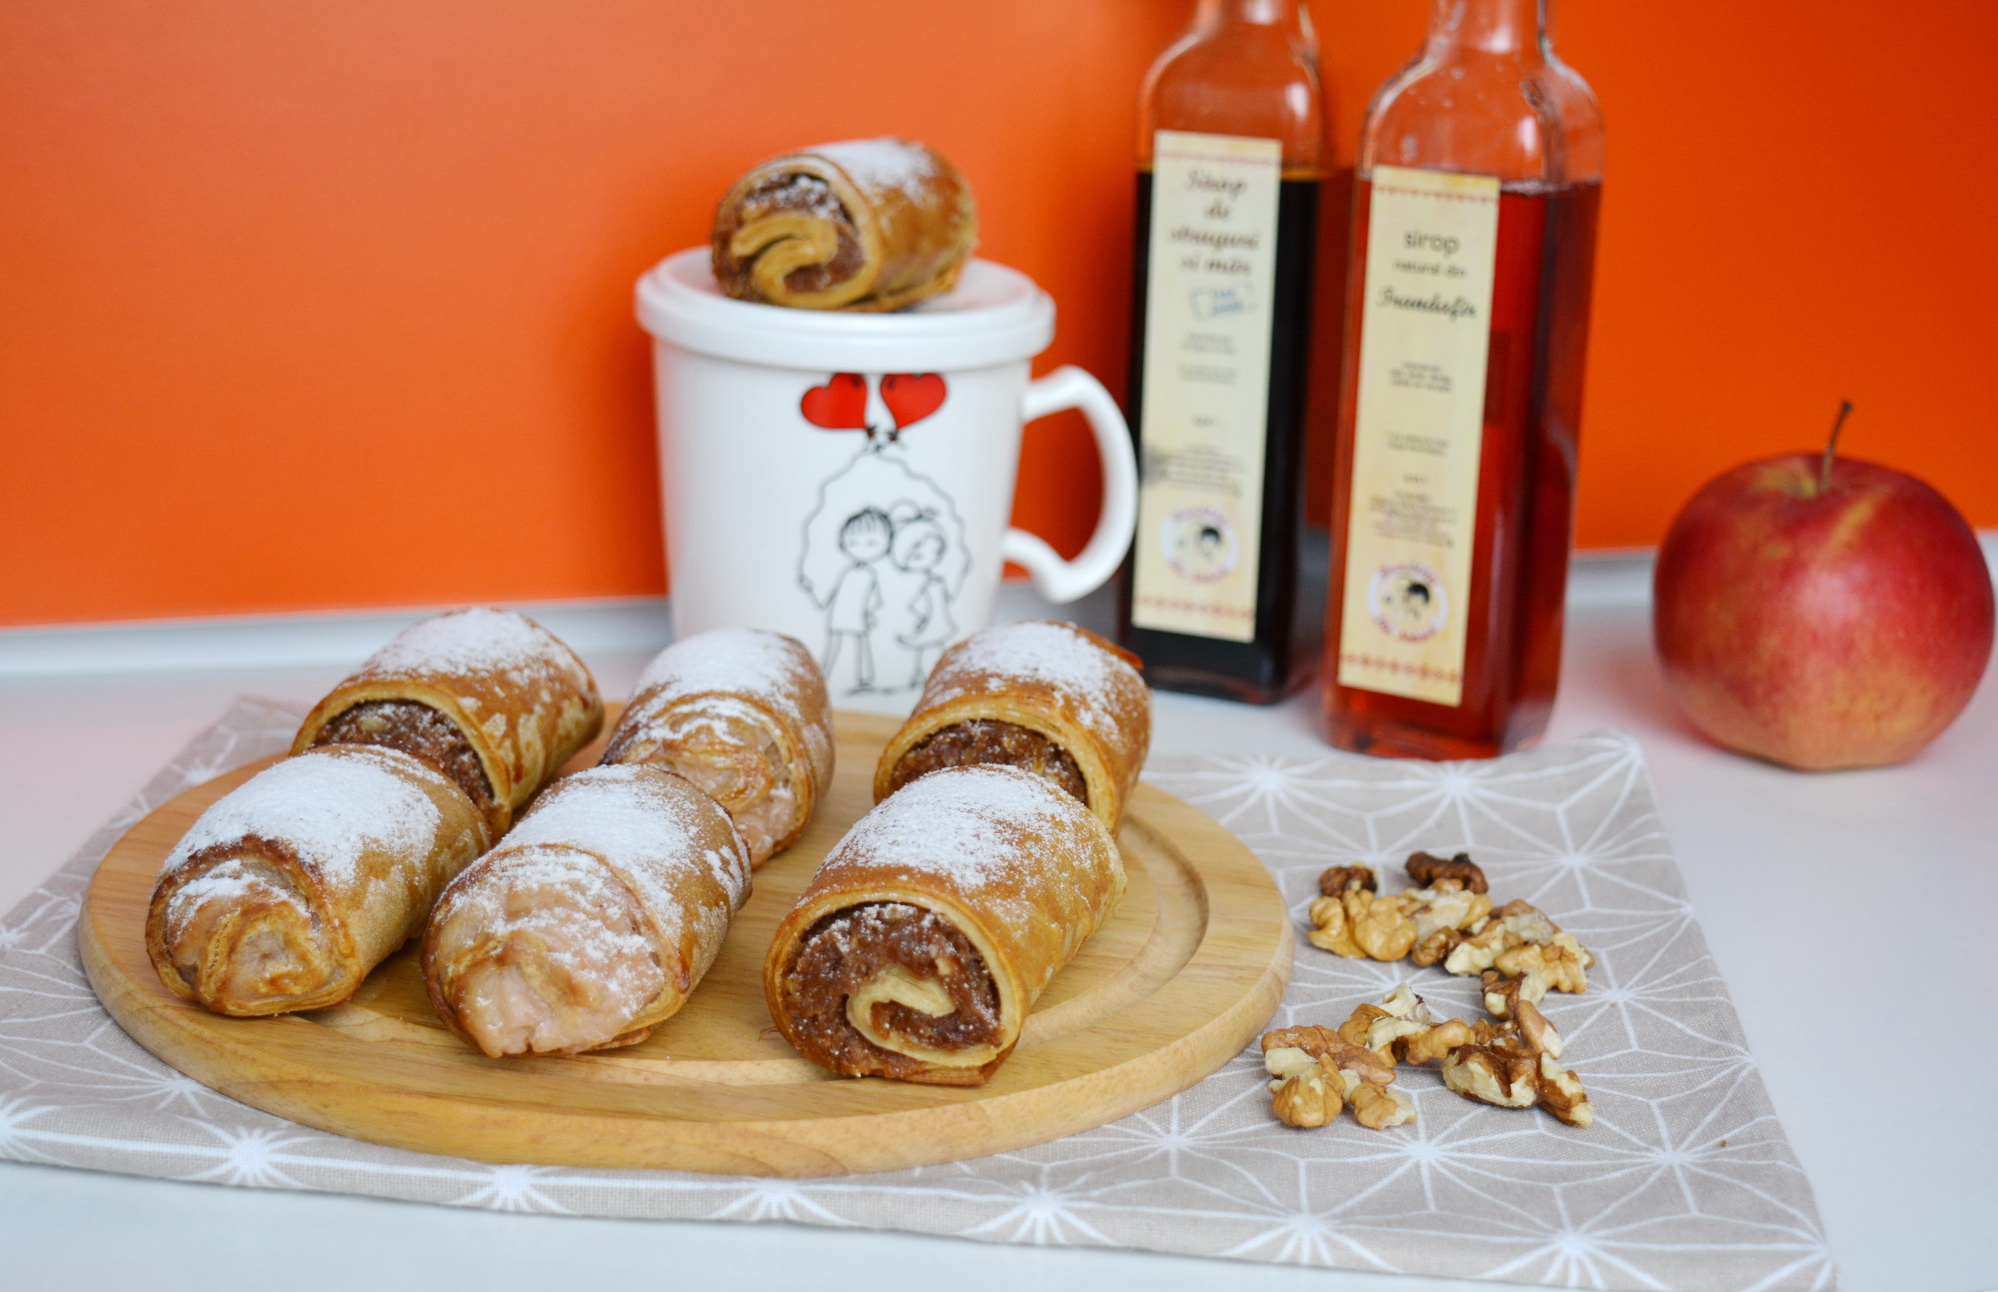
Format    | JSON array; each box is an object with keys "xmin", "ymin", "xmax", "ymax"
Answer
[{"xmin": 887, "ymin": 509, "xmax": 957, "ymax": 688}]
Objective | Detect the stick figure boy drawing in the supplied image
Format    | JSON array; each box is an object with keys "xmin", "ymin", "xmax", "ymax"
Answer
[{"xmin": 819, "ymin": 506, "xmax": 893, "ymax": 691}]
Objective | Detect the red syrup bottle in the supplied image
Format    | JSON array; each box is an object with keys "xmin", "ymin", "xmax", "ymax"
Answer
[{"xmin": 1321, "ymin": 0, "xmax": 1603, "ymax": 758}]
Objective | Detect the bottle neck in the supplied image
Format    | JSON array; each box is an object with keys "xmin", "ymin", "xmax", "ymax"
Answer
[
  {"xmin": 1195, "ymin": 0, "xmax": 1302, "ymax": 30},
  {"xmin": 1427, "ymin": 0, "xmax": 1550, "ymax": 58}
]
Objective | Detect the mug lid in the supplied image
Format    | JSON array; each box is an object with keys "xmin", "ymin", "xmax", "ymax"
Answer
[{"xmin": 636, "ymin": 249, "xmax": 1055, "ymax": 370}]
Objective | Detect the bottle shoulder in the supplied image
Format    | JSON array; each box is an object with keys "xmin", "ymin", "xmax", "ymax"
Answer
[
  {"xmin": 1360, "ymin": 51, "xmax": 1602, "ymax": 186},
  {"xmin": 1140, "ymin": 29, "xmax": 1325, "ymax": 166}
]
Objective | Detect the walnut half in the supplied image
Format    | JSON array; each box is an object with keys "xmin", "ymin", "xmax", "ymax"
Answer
[
  {"xmin": 1441, "ymin": 1043, "xmax": 1540, "ymax": 1108},
  {"xmin": 1350, "ymin": 1081, "xmax": 1417, "ymax": 1130},
  {"xmin": 1482, "ymin": 971, "xmax": 1562, "ymax": 1058},
  {"xmin": 1317, "ymin": 865, "xmax": 1378, "ymax": 897},
  {"xmin": 1265, "ymin": 1047, "xmax": 1342, "ymax": 1128},
  {"xmin": 1405, "ymin": 850, "xmax": 1488, "ymax": 894},
  {"xmin": 1308, "ymin": 887, "xmax": 1417, "ymax": 961},
  {"xmin": 1262, "ymin": 1025, "xmax": 1397, "ymax": 1087},
  {"xmin": 1536, "ymin": 1053, "xmax": 1594, "ymax": 1128},
  {"xmin": 1443, "ymin": 899, "xmax": 1593, "ymax": 995},
  {"xmin": 1260, "ymin": 1021, "xmax": 1413, "ymax": 1131}
]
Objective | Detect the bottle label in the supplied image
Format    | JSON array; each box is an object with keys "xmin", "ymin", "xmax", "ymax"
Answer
[
  {"xmin": 1130, "ymin": 130, "xmax": 1284, "ymax": 643},
  {"xmin": 1336, "ymin": 165, "xmax": 1502, "ymax": 707}
]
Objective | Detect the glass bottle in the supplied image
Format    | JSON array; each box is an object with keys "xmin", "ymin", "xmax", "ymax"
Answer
[
  {"xmin": 1118, "ymin": 0, "xmax": 1325, "ymax": 703},
  {"xmin": 1320, "ymin": 0, "xmax": 1603, "ymax": 757}
]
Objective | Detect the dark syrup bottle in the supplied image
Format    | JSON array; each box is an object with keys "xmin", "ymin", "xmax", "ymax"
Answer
[
  {"xmin": 1119, "ymin": 0, "xmax": 1325, "ymax": 703},
  {"xmin": 1321, "ymin": 0, "xmax": 1603, "ymax": 757}
]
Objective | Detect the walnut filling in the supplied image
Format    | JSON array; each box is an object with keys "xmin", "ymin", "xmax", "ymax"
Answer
[
  {"xmin": 887, "ymin": 720, "xmax": 1088, "ymax": 807},
  {"xmin": 312, "ymin": 700, "xmax": 495, "ymax": 818},
  {"xmin": 778, "ymin": 902, "xmax": 1002, "ymax": 1079},
  {"xmin": 727, "ymin": 174, "xmax": 864, "ymax": 297}
]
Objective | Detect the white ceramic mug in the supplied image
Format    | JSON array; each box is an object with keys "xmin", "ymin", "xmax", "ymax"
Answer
[{"xmin": 636, "ymin": 249, "xmax": 1138, "ymax": 708}]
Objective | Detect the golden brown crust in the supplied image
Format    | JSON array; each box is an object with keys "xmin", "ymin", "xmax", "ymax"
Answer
[
  {"xmin": 421, "ymin": 766, "xmax": 751, "ymax": 1057},
  {"xmin": 711, "ymin": 139, "xmax": 976, "ymax": 312},
  {"xmin": 292, "ymin": 608, "xmax": 603, "ymax": 833},
  {"xmin": 145, "ymin": 745, "xmax": 492, "ymax": 1016},
  {"xmin": 600, "ymin": 629, "xmax": 833, "ymax": 867},
  {"xmin": 873, "ymin": 621, "xmax": 1150, "ymax": 831},
  {"xmin": 764, "ymin": 764, "xmax": 1124, "ymax": 1085}
]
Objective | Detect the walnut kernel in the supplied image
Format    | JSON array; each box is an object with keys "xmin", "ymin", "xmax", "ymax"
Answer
[
  {"xmin": 1350, "ymin": 1082, "xmax": 1417, "ymax": 1130},
  {"xmin": 1317, "ymin": 865, "xmax": 1378, "ymax": 897},
  {"xmin": 1405, "ymin": 850, "xmax": 1489, "ymax": 894},
  {"xmin": 1441, "ymin": 1044, "xmax": 1540, "ymax": 1109},
  {"xmin": 1266, "ymin": 1048, "xmax": 1342, "ymax": 1128},
  {"xmin": 1305, "ymin": 895, "xmax": 1361, "ymax": 957},
  {"xmin": 1261, "ymin": 1025, "xmax": 1397, "ymax": 1086},
  {"xmin": 1535, "ymin": 1053, "xmax": 1594, "ymax": 1128}
]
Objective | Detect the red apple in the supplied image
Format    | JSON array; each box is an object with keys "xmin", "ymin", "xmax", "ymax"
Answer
[{"xmin": 1653, "ymin": 405, "xmax": 1994, "ymax": 770}]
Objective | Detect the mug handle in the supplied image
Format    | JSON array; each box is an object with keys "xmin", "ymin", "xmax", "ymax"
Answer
[{"xmin": 1003, "ymin": 366, "xmax": 1139, "ymax": 605}]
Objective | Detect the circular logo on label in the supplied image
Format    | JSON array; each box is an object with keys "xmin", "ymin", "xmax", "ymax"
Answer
[
  {"xmin": 1162, "ymin": 508, "xmax": 1239, "ymax": 583},
  {"xmin": 1367, "ymin": 562, "xmax": 1448, "ymax": 641}
]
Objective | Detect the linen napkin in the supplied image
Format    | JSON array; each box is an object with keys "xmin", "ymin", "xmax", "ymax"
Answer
[{"xmin": 0, "ymin": 699, "xmax": 1834, "ymax": 1290}]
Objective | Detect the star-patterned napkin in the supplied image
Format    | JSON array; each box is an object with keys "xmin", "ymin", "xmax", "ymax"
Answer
[{"xmin": 0, "ymin": 700, "xmax": 1833, "ymax": 1291}]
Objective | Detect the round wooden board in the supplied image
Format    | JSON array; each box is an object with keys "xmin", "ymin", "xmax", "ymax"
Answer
[{"xmin": 79, "ymin": 710, "xmax": 1292, "ymax": 1177}]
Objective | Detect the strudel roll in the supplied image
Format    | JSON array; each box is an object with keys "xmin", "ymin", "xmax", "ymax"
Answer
[
  {"xmin": 147, "ymin": 745, "xmax": 492, "ymax": 1016},
  {"xmin": 712, "ymin": 138, "xmax": 977, "ymax": 312},
  {"xmin": 875, "ymin": 620, "xmax": 1151, "ymax": 829},
  {"xmin": 423, "ymin": 764, "xmax": 751, "ymax": 1057},
  {"xmin": 764, "ymin": 764, "xmax": 1124, "ymax": 1085},
  {"xmin": 293, "ymin": 607, "xmax": 603, "ymax": 833},
  {"xmin": 601, "ymin": 628, "xmax": 834, "ymax": 867}
]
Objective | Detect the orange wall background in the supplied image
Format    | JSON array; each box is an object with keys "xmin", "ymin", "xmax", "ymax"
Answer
[{"xmin": 4, "ymin": 0, "xmax": 1995, "ymax": 628}]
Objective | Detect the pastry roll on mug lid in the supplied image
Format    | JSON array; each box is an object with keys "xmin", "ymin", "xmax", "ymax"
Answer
[
  {"xmin": 711, "ymin": 138, "xmax": 977, "ymax": 313},
  {"xmin": 765, "ymin": 764, "xmax": 1124, "ymax": 1086},
  {"xmin": 293, "ymin": 607, "xmax": 603, "ymax": 833},
  {"xmin": 875, "ymin": 620, "xmax": 1151, "ymax": 830}
]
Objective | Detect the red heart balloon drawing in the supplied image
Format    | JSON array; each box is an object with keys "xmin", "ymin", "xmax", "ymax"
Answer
[
  {"xmin": 800, "ymin": 372, "xmax": 868, "ymax": 430},
  {"xmin": 881, "ymin": 373, "xmax": 947, "ymax": 431}
]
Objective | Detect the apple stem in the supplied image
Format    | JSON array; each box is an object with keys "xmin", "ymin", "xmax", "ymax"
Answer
[{"xmin": 1818, "ymin": 400, "xmax": 1855, "ymax": 495}]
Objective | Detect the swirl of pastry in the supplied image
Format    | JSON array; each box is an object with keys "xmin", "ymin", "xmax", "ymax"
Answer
[
  {"xmin": 601, "ymin": 628, "xmax": 834, "ymax": 867},
  {"xmin": 711, "ymin": 138, "xmax": 977, "ymax": 312},
  {"xmin": 147, "ymin": 745, "xmax": 493, "ymax": 1016},
  {"xmin": 764, "ymin": 764, "xmax": 1124, "ymax": 1086},
  {"xmin": 293, "ymin": 607, "xmax": 603, "ymax": 833},
  {"xmin": 423, "ymin": 765, "xmax": 751, "ymax": 1057},
  {"xmin": 875, "ymin": 620, "xmax": 1151, "ymax": 829}
]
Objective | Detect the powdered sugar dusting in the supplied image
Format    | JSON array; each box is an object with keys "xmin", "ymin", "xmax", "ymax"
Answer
[
  {"xmin": 162, "ymin": 746, "xmax": 446, "ymax": 885},
  {"xmin": 931, "ymin": 621, "xmax": 1146, "ymax": 746},
  {"xmin": 161, "ymin": 858, "xmax": 303, "ymax": 944},
  {"xmin": 505, "ymin": 766, "xmax": 752, "ymax": 921},
  {"xmin": 167, "ymin": 858, "xmax": 289, "ymax": 908},
  {"xmin": 811, "ymin": 138, "xmax": 941, "ymax": 193},
  {"xmin": 361, "ymin": 608, "xmax": 588, "ymax": 691},
  {"xmin": 634, "ymin": 628, "xmax": 816, "ymax": 707},
  {"xmin": 825, "ymin": 764, "xmax": 1097, "ymax": 901},
  {"xmin": 453, "ymin": 846, "xmax": 659, "ymax": 996},
  {"xmin": 753, "ymin": 172, "xmax": 843, "ymax": 220}
]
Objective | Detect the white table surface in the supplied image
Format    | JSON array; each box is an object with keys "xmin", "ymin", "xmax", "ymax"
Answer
[{"xmin": 2, "ymin": 580, "xmax": 1993, "ymax": 1292}]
